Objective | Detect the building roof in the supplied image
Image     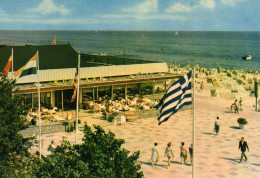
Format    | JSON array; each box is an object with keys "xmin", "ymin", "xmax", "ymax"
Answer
[
  {"xmin": 0, "ymin": 44, "xmax": 81, "ymax": 71},
  {"xmin": 0, "ymin": 43, "xmax": 162, "ymax": 72}
]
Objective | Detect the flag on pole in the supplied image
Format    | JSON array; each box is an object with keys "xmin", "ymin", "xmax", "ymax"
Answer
[
  {"xmin": 71, "ymin": 70, "xmax": 78, "ymax": 102},
  {"xmin": 14, "ymin": 53, "xmax": 37, "ymax": 79},
  {"xmin": 156, "ymin": 71, "xmax": 192, "ymax": 125},
  {"xmin": 51, "ymin": 36, "xmax": 56, "ymax": 45},
  {"xmin": 2, "ymin": 55, "xmax": 12, "ymax": 78}
]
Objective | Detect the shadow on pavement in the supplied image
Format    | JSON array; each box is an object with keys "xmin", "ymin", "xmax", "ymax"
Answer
[
  {"xmin": 251, "ymin": 163, "xmax": 260, "ymax": 166},
  {"xmin": 230, "ymin": 126, "xmax": 240, "ymax": 130},
  {"xmin": 139, "ymin": 161, "xmax": 166, "ymax": 168},
  {"xmin": 223, "ymin": 111, "xmax": 232, "ymax": 113},
  {"xmin": 201, "ymin": 132, "xmax": 215, "ymax": 135},
  {"xmin": 219, "ymin": 157, "xmax": 238, "ymax": 163},
  {"xmin": 162, "ymin": 160, "xmax": 191, "ymax": 166}
]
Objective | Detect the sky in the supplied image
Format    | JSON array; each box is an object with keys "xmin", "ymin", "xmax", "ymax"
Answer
[{"xmin": 0, "ymin": 0, "xmax": 259, "ymax": 31}]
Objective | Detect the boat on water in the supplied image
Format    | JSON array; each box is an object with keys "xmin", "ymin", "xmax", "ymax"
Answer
[
  {"xmin": 242, "ymin": 55, "xmax": 252, "ymax": 61},
  {"xmin": 175, "ymin": 31, "xmax": 179, "ymax": 36}
]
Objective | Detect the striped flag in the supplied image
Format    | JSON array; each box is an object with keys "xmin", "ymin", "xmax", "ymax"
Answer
[
  {"xmin": 156, "ymin": 71, "xmax": 192, "ymax": 125},
  {"xmin": 2, "ymin": 55, "xmax": 12, "ymax": 78},
  {"xmin": 71, "ymin": 71, "xmax": 78, "ymax": 102},
  {"xmin": 14, "ymin": 53, "xmax": 37, "ymax": 79}
]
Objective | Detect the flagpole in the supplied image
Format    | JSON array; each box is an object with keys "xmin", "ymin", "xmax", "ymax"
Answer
[
  {"xmin": 11, "ymin": 48, "xmax": 14, "ymax": 80},
  {"xmin": 192, "ymin": 66, "xmax": 195, "ymax": 178},
  {"xmin": 37, "ymin": 51, "xmax": 42, "ymax": 158},
  {"xmin": 62, "ymin": 90, "xmax": 64, "ymax": 119},
  {"xmin": 75, "ymin": 53, "xmax": 80, "ymax": 144}
]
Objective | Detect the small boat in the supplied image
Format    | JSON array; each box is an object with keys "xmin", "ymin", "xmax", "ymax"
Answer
[
  {"xmin": 242, "ymin": 55, "xmax": 252, "ymax": 61},
  {"xmin": 175, "ymin": 31, "xmax": 179, "ymax": 36}
]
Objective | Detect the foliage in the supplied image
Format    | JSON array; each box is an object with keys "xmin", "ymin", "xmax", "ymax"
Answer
[
  {"xmin": 107, "ymin": 114, "xmax": 115, "ymax": 122},
  {"xmin": 0, "ymin": 78, "xmax": 143, "ymax": 177},
  {"xmin": 34, "ymin": 140, "xmax": 90, "ymax": 177},
  {"xmin": 0, "ymin": 79, "xmax": 32, "ymax": 177},
  {"xmin": 237, "ymin": 118, "xmax": 248, "ymax": 124},
  {"xmin": 34, "ymin": 124, "xmax": 143, "ymax": 177}
]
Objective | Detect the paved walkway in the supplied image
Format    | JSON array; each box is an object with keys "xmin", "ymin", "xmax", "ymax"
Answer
[{"xmin": 30, "ymin": 92, "xmax": 260, "ymax": 178}]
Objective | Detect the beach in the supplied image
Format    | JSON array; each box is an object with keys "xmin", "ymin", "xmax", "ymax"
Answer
[{"xmin": 29, "ymin": 67, "xmax": 260, "ymax": 178}]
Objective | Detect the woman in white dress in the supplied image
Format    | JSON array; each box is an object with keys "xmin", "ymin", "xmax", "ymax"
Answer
[
  {"xmin": 151, "ymin": 143, "xmax": 159, "ymax": 166},
  {"xmin": 165, "ymin": 142, "xmax": 174, "ymax": 168}
]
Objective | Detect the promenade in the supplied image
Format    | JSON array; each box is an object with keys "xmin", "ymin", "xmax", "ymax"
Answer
[{"xmin": 30, "ymin": 77, "xmax": 260, "ymax": 178}]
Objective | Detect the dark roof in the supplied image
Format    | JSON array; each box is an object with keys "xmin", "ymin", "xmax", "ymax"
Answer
[
  {"xmin": 0, "ymin": 44, "xmax": 79, "ymax": 71},
  {"xmin": 81, "ymin": 54, "xmax": 160, "ymax": 66},
  {"xmin": 0, "ymin": 44, "xmax": 161, "ymax": 71}
]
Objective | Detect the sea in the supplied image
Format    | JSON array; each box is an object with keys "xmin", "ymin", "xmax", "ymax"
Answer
[{"xmin": 0, "ymin": 30, "xmax": 260, "ymax": 70}]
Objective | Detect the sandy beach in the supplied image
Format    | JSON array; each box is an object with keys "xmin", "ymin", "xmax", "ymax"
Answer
[{"xmin": 30, "ymin": 70, "xmax": 260, "ymax": 178}]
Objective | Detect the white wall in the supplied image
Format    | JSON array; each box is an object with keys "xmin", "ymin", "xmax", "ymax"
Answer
[{"xmin": 11, "ymin": 62, "xmax": 168, "ymax": 84}]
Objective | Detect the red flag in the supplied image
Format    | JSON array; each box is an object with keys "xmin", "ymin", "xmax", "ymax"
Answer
[
  {"xmin": 2, "ymin": 55, "xmax": 12, "ymax": 78},
  {"xmin": 71, "ymin": 73, "xmax": 78, "ymax": 102},
  {"xmin": 51, "ymin": 36, "xmax": 56, "ymax": 45}
]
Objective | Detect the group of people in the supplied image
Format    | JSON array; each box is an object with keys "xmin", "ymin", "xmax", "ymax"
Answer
[
  {"xmin": 151, "ymin": 142, "xmax": 193, "ymax": 168},
  {"xmin": 230, "ymin": 98, "xmax": 243, "ymax": 113},
  {"xmin": 151, "ymin": 137, "xmax": 249, "ymax": 168}
]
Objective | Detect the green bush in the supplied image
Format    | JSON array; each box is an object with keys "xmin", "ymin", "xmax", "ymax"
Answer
[
  {"xmin": 33, "ymin": 124, "xmax": 143, "ymax": 177},
  {"xmin": 107, "ymin": 114, "xmax": 114, "ymax": 122},
  {"xmin": 237, "ymin": 118, "xmax": 248, "ymax": 124},
  {"xmin": 0, "ymin": 79, "xmax": 33, "ymax": 177}
]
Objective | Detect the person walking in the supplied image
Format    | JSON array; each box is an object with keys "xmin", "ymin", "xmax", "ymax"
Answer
[
  {"xmin": 189, "ymin": 143, "xmax": 193, "ymax": 165},
  {"xmin": 214, "ymin": 117, "xmax": 221, "ymax": 136},
  {"xmin": 165, "ymin": 142, "xmax": 174, "ymax": 168},
  {"xmin": 200, "ymin": 81, "xmax": 204, "ymax": 91},
  {"xmin": 238, "ymin": 137, "xmax": 249, "ymax": 163},
  {"xmin": 239, "ymin": 97, "xmax": 243, "ymax": 111},
  {"xmin": 234, "ymin": 99, "xmax": 239, "ymax": 113},
  {"xmin": 180, "ymin": 142, "xmax": 188, "ymax": 165},
  {"xmin": 151, "ymin": 143, "xmax": 159, "ymax": 166}
]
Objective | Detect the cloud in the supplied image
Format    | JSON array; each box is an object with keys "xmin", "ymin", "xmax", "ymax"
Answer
[
  {"xmin": 0, "ymin": 8, "xmax": 6, "ymax": 15},
  {"xmin": 165, "ymin": 2, "xmax": 193, "ymax": 13},
  {"xmin": 99, "ymin": 13, "xmax": 186, "ymax": 21},
  {"xmin": 220, "ymin": 0, "xmax": 247, "ymax": 7},
  {"xmin": 0, "ymin": 16, "xmax": 99, "ymax": 25},
  {"xmin": 27, "ymin": 0, "xmax": 69, "ymax": 15},
  {"xmin": 200, "ymin": 0, "xmax": 215, "ymax": 9},
  {"xmin": 122, "ymin": 0, "xmax": 158, "ymax": 13}
]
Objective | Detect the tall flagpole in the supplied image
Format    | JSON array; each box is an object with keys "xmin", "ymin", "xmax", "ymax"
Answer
[
  {"xmin": 192, "ymin": 66, "xmax": 195, "ymax": 178},
  {"xmin": 62, "ymin": 90, "xmax": 64, "ymax": 119},
  {"xmin": 75, "ymin": 53, "xmax": 80, "ymax": 144},
  {"xmin": 11, "ymin": 48, "xmax": 14, "ymax": 80},
  {"xmin": 37, "ymin": 51, "xmax": 42, "ymax": 158}
]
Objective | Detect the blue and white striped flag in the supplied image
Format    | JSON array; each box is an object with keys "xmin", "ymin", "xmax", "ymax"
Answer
[{"xmin": 156, "ymin": 71, "xmax": 192, "ymax": 125}]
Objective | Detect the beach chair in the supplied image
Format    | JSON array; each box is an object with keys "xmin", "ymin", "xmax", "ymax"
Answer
[{"xmin": 120, "ymin": 115, "xmax": 126, "ymax": 125}]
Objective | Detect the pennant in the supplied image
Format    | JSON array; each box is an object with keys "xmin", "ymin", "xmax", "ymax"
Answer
[
  {"xmin": 2, "ymin": 55, "xmax": 12, "ymax": 78},
  {"xmin": 51, "ymin": 36, "xmax": 56, "ymax": 45},
  {"xmin": 71, "ymin": 72, "xmax": 78, "ymax": 102}
]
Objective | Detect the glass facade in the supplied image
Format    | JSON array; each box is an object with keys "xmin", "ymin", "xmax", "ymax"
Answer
[{"xmin": 24, "ymin": 92, "xmax": 51, "ymax": 108}]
